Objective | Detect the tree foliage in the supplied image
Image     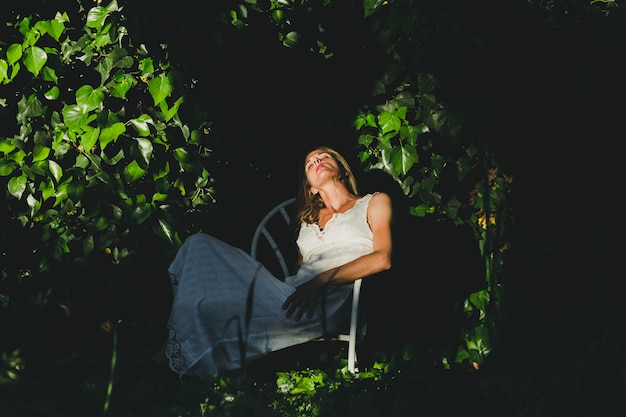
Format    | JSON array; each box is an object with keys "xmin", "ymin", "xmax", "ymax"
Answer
[{"xmin": 0, "ymin": 1, "xmax": 219, "ymax": 267}]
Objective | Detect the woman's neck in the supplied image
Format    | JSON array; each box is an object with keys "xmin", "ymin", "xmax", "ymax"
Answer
[{"xmin": 318, "ymin": 187, "xmax": 358, "ymax": 213}]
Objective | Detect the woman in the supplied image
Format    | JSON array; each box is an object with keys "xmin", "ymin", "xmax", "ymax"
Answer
[{"xmin": 161, "ymin": 146, "xmax": 393, "ymax": 382}]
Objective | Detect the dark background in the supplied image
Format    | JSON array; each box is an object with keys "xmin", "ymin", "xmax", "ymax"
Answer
[{"xmin": 1, "ymin": 0, "xmax": 623, "ymax": 369}]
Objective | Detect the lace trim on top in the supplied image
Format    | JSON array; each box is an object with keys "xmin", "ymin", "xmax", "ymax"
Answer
[{"xmin": 314, "ymin": 196, "xmax": 366, "ymax": 241}]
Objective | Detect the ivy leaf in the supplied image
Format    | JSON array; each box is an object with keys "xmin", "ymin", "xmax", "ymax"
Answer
[
  {"xmin": 160, "ymin": 96, "xmax": 184, "ymax": 122},
  {"xmin": 76, "ymin": 85, "xmax": 104, "ymax": 112},
  {"xmin": 6, "ymin": 43, "xmax": 23, "ymax": 65},
  {"xmin": 0, "ymin": 159, "xmax": 17, "ymax": 176},
  {"xmin": 378, "ymin": 111, "xmax": 401, "ymax": 135},
  {"xmin": 129, "ymin": 114, "xmax": 153, "ymax": 137},
  {"xmin": 86, "ymin": 4, "xmax": 110, "ymax": 29},
  {"xmin": 123, "ymin": 160, "xmax": 146, "ymax": 182},
  {"xmin": 33, "ymin": 144, "xmax": 51, "ymax": 162},
  {"xmin": 23, "ymin": 46, "xmax": 47, "ymax": 77},
  {"xmin": 44, "ymin": 86, "xmax": 60, "ymax": 100},
  {"xmin": 363, "ymin": 0, "xmax": 386, "ymax": 17},
  {"xmin": 108, "ymin": 72, "xmax": 137, "ymax": 98},
  {"xmin": 390, "ymin": 145, "xmax": 418, "ymax": 176},
  {"xmin": 155, "ymin": 218, "xmax": 177, "ymax": 245},
  {"xmin": 80, "ymin": 126, "xmax": 100, "ymax": 152},
  {"xmin": 42, "ymin": 66, "xmax": 58, "ymax": 84},
  {"xmin": 131, "ymin": 137, "xmax": 153, "ymax": 171},
  {"xmin": 148, "ymin": 73, "xmax": 173, "ymax": 106},
  {"xmin": 132, "ymin": 203, "xmax": 152, "ymax": 225},
  {"xmin": 67, "ymin": 181, "xmax": 85, "ymax": 203},
  {"xmin": 100, "ymin": 122, "xmax": 126, "ymax": 150},
  {"xmin": 48, "ymin": 160, "xmax": 63, "ymax": 183},
  {"xmin": 0, "ymin": 139, "xmax": 17, "ymax": 154},
  {"xmin": 282, "ymin": 31, "xmax": 300, "ymax": 48},
  {"xmin": 0, "ymin": 59, "xmax": 8, "ymax": 83},
  {"xmin": 62, "ymin": 104, "xmax": 89, "ymax": 131},
  {"xmin": 8, "ymin": 174, "xmax": 27, "ymax": 199},
  {"xmin": 17, "ymin": 95, "xmax": 45, "ymax": 122}
]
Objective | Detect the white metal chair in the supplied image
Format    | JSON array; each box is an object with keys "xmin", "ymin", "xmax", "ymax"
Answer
[{"xmin": 250, "ymin": 197, "xmax": 363, "ymax": 374}]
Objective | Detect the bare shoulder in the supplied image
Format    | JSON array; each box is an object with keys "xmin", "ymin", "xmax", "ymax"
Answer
[
  {"xmin": 367, "ymin": 192, "xmax": 393, "ymax": 216},
  {"xmin": 369, "ymin": 191, "xmax": 392, "ymax": 206}
]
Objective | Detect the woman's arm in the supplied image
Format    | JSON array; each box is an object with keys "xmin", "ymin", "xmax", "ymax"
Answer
[{"xmin": 283, "ymin": 192, "xmax": 393, "ymax": 320}]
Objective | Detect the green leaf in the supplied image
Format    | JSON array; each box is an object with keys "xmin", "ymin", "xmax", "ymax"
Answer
[
  {"xmin": 282, "ymin": 31, "xmax": 300, "ymax": 48},
  {"xmin": 6, "ymin": 43, "xmax": 23, "ymax": 65},
  {"xmin": 17, "ymin": 94, "xmax": 45, "ymax": 121},
  {"xmin": 46, "ymin": 17, "xmax": 66, "ymax": 41},
  {"xmin": 0, "ymin": 162, "xmax": 14, "ymax": 177},
  {"xmin": 62, "ymin": 104, "xmax": 89, "ymax": 131},
  {"xmin": 123, "ymin": 160, "xmax": 146, "ymax": 182},
  {"xmin": 100, "ymin": 122, "xmax": 126, "ymax": 150},
  {"xmin": 32, "ymin": 144, "xmax": 51, "ymax": 162},
  {"xmin": 42, "ymin": 66, "xmax": 59, "ymax": 84},
  {"xmin": 23, "ymin": 46, "xmax": 47, "ymax": 77},
  {"xmin": 80, "ymin": 126, "xmax": 100, "ymax": 152},
  {"xmin": 8, "ymin": 175, "xmax": 27, "ymax": 199},
  {"xmin": 54, "ymin": 178, "xmax": 72, "ymax": 207},
  {"xmin": 66, "ymin": 181, "xmax": 85, "ymax": 202},
  {"xmin": 131, "ymin": 137, "xmax": 153, "ymax": 170},
  {"xmin": 44, "ymin": 86, "xmax": 60, "ymax": 100},
  {"xmin": 148, "ymin": 73, "xmax": 173, "ymax": 106},
  {"xmin": 108, "ymin": 72, "xmax": 137, "ymax": 98},
  {"xmin": 76, "ymin": 85, "xmax": 104, "ymax": 112},
  {"xmin": 129, "ymin": 114, "xmax": 153, "ymax": 137},
  {"xmin": 363, "ymin": 0, "xmax": 386, "ymax": 17},
  {"xmin": 409, "ymin": 203, "xmax": 432, "ymax": 217},
  {"xmin": 131, "ymin": 203, "xmax": 152, "ymax": 225},
  {"xmin": 173, "ymin": 147, "xmax": 193, "ymax": 163},
  {"xmin": 138, "ymin": 58, "xmax": 154, "ymax": 77},
  {"xmin": 378, "ymin": 111, "xmax": 401, "ymax": 135},
  {"xmin": 155, "ymin": 218, "xmax": 176, "ymax": 244},
  {"xmin": 48, "ymin": 160, "xmax": 63, "ymax": 183},
  {"xmin": 27, "ymin": 194, "xmax": 42, "ymax": 217},
  {"xmin": 0, "ymin": 139, "xmax": 17, "ymax": 155},
  {"xmin": 159, "ymin": 96, "xmax": 184, "ymax": 122},
  {"xmin": 0, "ymin": 60, "xmax": 8, "ymax": 83},
  {"xmin": 41, "ymin": 178, "xmax": 55, "ymax": 201},
  {"xmin": 86, "ymin": 5, "xmax": 110, "ymax": 29}
]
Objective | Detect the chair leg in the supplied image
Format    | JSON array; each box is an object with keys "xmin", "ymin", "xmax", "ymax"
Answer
[
  {"xmin": 346, "ymin": 279, "xmax": 362, "ymax": 374},
  {"xmin": 347, "ymin": 339, "xmax": 357, "ymax": 373}
]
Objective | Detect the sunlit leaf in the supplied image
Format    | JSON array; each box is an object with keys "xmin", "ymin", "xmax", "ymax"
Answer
[
  {"xmin": 23, "ymin": 46, "xmax": 47, "ymax": 77},
  {"xmin": 80, "ymin": 126, "xmax": 100, "ymax": 152},
  {"xmin": 132, "ymin": 137, "xmax": 153, "ymax": 170},
  {"xmin": 123, "ymin": 160, "xmax": 146, "ymax": 182},
  {"xmin": 100, "ymin": 122, "xmax": 126, "ymax": 150},
  {"xmin": 129, "ymin": 114, "xmax": 153, "ymax": 137},
  {"xmin": 86, "ymin": 5, "xmax": 109, "ymax": 29},
  {"xmin": 76, "ymin": 85, "xmax": 104, "ymax": 112},
  {"xmin": 6, "ymin": 43, "xmax": 23, "ymax": 65},
  {"xmin": 148, "ymin": 73, "xmax": 173, "ymax": 106},
  {"xmin": 44, "ymin": 86, "xmax": 60, "ymax": 100},
  {"xmin": 8, "ymin": 174, "xmax": 27, "ymax": 199},
  {"xmin": 32, "ymin": 144, "xmax": 51, "ymax": 162}
]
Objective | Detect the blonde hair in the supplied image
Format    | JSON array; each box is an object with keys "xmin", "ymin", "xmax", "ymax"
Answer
[{"xmin": 294, "ymin": 146, "xmax": 359, "ymax": 225}]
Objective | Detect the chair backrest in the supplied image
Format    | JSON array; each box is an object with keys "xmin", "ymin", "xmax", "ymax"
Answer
[
  {"xmin": 250, "ymin": 197, "xmax": 363, "ymax": 373},
  {"xmin": 250, "ymin": 197, "xmax": 297, "ymax": 280}
]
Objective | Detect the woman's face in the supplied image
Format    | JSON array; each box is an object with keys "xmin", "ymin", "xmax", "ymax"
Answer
[{"xmin": 304, "ymin": 150, "xmax": 339, "ymax": 187}]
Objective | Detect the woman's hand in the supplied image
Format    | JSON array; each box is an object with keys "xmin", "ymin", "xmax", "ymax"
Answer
[{"xmin": 282, "ymin": 274, "xmax": 328, "ymax": 321}]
